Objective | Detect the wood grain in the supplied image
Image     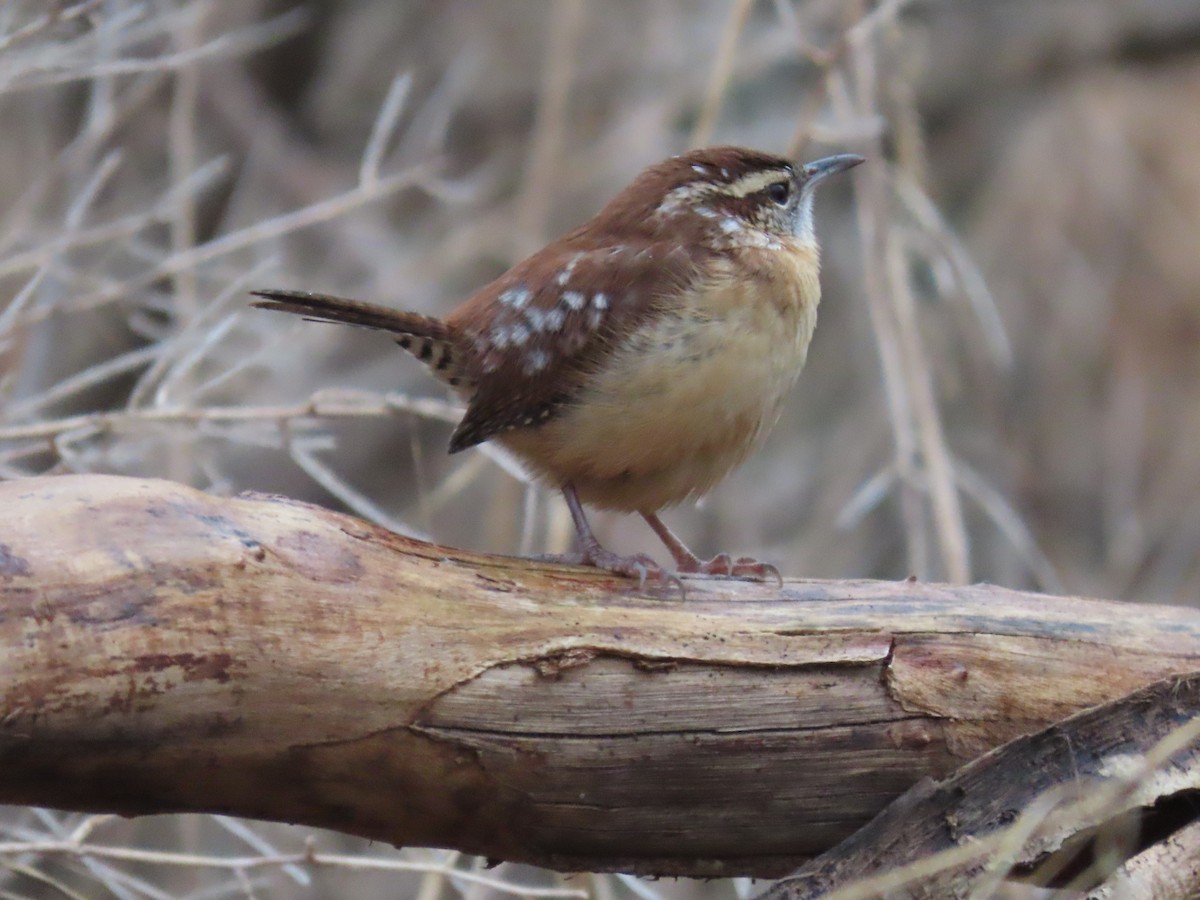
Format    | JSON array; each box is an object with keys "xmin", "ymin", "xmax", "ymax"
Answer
[{"xmin": 2, "ymin": 474, "xmax": 1200, "ymax": 877}]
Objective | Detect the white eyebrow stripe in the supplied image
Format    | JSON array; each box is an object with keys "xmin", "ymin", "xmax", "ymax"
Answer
[{"xmin": 723, "ymin": 169, "xmax": 793, "ymax": 198}]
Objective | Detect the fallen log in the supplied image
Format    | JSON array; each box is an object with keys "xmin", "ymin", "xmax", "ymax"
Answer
[{"xmin": 3, "ymin": 474, "xmax": 1199, "ymax": 877}]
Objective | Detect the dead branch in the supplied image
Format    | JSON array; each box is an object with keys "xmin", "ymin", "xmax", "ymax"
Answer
[
  {"xmin": 3, "ymin": 474, "xmax": 1200, "ymax": 878},
  {"xmin": 761, "ymin": 672, "xmax": 1200, "ymax": 898}
]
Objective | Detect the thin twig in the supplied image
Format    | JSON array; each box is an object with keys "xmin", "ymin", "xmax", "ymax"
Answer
[
  {"xmin": 0, "ymin": 0, "xmax": 103, "ymax": 54},
  {"xmin": 289, "ymin": 440, "xmax": 424, "ymax": 538},
  {"xmin": 4, "ymin": 9, "xmax": 307, "ymax": 92},
  {"xmin": 0, "ymin": 389, "xmax": 464, "ymax": 443},
  {"xmin": 360, "ymin": 72, "xmax": 413, "ymax": 190},
  {"xmin": 692, "ymin": 0, "xmax": 755, "ymax": 146},
  {"xmin": 10, "ymin": 159, "xmax": 441, "ymax": 331},
  {"xmin": 517, "ymin": 0, "xmax": 586, "ymax": 250},
  {"xmin": 0, "ymin": 841, "xmax": 589, "ymax": 898}
]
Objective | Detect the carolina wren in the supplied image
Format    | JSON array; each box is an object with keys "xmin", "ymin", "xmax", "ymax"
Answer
[{"xmin": 253, "ymin": 146, "xmax": 863, "ymax": 586}]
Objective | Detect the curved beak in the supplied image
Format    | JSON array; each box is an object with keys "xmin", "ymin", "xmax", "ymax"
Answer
[{"xmin": 800, "ymin": 153, "xmax": 865, "ymax": 188}]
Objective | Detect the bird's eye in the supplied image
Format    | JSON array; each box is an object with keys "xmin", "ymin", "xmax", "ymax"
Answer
[{"xmin": 767, "ymin": 181, "xmax": 790, "ymax": 206}]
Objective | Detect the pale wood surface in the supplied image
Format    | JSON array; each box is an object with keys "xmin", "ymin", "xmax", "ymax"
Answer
[
  {"xmin": 3, "ymin": 474, "xmax": 1200, "ymax": 877},
  {"xmin": 1086, "ymin": 817, "xmax": 1200, "ymax": 900}
]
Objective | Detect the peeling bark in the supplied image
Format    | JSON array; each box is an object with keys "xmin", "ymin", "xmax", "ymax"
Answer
[{"xmin": 3, "ymin": 474, "xmax": 1200, "ymax": 877}]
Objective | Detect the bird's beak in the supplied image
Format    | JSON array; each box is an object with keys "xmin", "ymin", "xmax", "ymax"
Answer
[{"xmin": 800, "ymin": 153, "xmax": 865, "ymax": 188}]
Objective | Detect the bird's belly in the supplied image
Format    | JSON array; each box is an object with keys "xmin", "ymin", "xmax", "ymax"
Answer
[{"xmin": 502, "ymin": 291, "xmax": 817, "ymax": 512}]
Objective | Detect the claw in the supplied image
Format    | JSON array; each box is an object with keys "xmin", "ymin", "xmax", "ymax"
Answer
[
  {"xmin": 664, "ymin": 572, "xmax": 687, "ymax": 600},
  {"xmin": 675, "ymin": 552, "xmax": 782, "ymax": 586},
  {"xmin": 579, "ymin": 547, "xmax": 686, "ymax": 599},
  {"xmin": 535, "ymin": 550, "xmax": 684, "ymax": 598},
  {"xmin": 733, "ymin": 557, "xmax": 784, "ymax": 588}
]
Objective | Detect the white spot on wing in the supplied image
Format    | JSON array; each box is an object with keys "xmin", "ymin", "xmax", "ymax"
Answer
[
  {"xmin": 555, "ymin": 252, "xmax": 584, "ymax": 286},
  {"xmin": 563, "ymin": 291, "xmax": 585, "ymax": 311},
  {"xmin": 524, "ymin": 307, "xmax": 546, "ymax": 330},
  {"xmin": 544, "ymin": 307, "xmax": 566, "ymax": 331},
  {"xmin": 720, "ymin": 218, "xmax": 743, "ymax": 234},
  {"xmin": 525, "ymin": 348, "xmax": 549, "ymax": 374},
  {"xmin": 510, "ymin": 323, "xmax": 531, "ymax": 346},
  {"xmin": 592, "ymin": 293, "xmax": 608, "ymax": 311},
  {"xmin": 499, "ymin": 285, "xmax": 531, "ymax": 308}
]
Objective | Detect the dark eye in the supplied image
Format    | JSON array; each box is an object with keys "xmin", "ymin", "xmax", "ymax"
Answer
[{"xmin": 767, "ymin": 181, "xmax": 790, "ymax": 205}]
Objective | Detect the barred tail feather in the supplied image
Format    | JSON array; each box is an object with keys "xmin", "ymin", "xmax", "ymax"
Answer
[
  {"xmin": 250, "ymin": 289, "xmax": 445, "ymax": 337},
  {"xmin": 250, "ymin": 289, "xmax": 472, "ymax": 389}
]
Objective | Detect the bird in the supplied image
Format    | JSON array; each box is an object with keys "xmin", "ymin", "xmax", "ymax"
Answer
[{"xmin": 252, "ymin": 146, "xmax": 863, "ymax": 588}]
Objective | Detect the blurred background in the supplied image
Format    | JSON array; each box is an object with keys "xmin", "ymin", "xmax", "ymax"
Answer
[{"xmin": 2, "ymin": 0, "xmax": 1200, "ymax": 896}]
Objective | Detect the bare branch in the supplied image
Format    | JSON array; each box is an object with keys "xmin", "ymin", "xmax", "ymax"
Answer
[
  {"xmin": 763, "ymin": 677, "xmax": 1200, "ymax": 898},
  {"xmin": 5, "ymin": 474, "xmax": 1200, "ymax": 878}
]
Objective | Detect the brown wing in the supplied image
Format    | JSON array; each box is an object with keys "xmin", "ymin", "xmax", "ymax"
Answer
[{"xmin": 446, "ymin": 240, "xmax": 702, "ymax": 453}]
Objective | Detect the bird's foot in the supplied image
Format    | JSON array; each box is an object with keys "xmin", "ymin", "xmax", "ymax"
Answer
[
  {"xmin": 640, "ymin": 513, "xmax": 783, "ymax": 588},
  {"xmin": 539, "ymin": 546, "xmax": 684, "ymax": 597},
  {"xmin": 582, "ymin": 546, "xmax": 685, "ymax": 596},
  {"xmin": 675, "ymin": 553, "xmax": 783, "ymax": 587}
]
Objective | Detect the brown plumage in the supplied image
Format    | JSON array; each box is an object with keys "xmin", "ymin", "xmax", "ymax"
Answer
[{"xmin": 252, "ymin": 146, "xmax": 863, "ymax": 586}]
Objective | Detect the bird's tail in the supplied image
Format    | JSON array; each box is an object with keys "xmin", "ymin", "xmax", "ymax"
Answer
[{"xmin": 251, "ymin": 289, "xmax": 471, "ymax": 388}]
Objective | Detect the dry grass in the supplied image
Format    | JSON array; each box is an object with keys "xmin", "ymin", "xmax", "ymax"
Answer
[{"xmin": 3, "ymin": 0, "xmax": 1200, "ymax": 896}]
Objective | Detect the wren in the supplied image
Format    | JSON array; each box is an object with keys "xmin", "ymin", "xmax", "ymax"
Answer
[{"xmin": 253, "ymin": 146, "xmax": 863, "ymax": 587}]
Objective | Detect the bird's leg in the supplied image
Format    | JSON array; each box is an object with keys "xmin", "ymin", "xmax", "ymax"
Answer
[
  {"xmin": 557, "ymin": 484, "xmax": 679, "ymax": 591},
  {"xmin": 642, "ymin": 512, "xmax": 782, "ymax": 586}
]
